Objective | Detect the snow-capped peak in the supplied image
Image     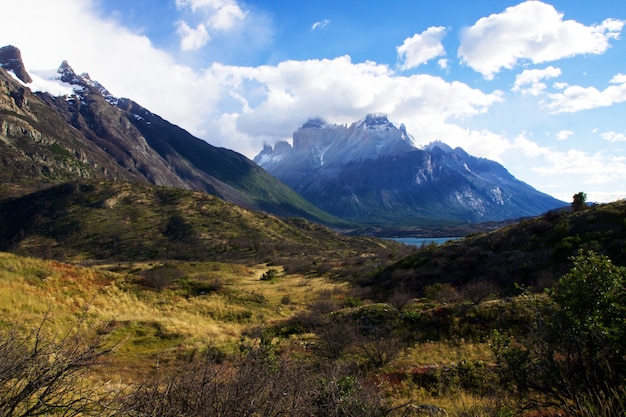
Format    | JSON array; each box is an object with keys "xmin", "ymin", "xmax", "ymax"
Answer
[
  {"xmin": 356, "ymin": 113, "xmax": 393, "ymax": 129},
  {"xmin": 299, "ymin": 117, "xmax": 333, "ymax": 130},
  {"xmin": 423, "ymin": 140, "xmax": 454, "ymax": 153}
]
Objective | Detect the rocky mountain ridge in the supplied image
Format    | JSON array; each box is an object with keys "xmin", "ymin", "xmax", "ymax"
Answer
[
  {"xmin": 0, "ymin": 45, "xmax": 340, "ymax": 225},
  {"xmin": 255, "ymin": 116, "xmax": 565, "ymax": 225}
]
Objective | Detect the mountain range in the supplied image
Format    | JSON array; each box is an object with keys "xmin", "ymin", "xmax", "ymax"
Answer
[
  {"xmin": 2, "ymin": 44, "xmax": 563, "ymax": 229},
  {"xmin": 0, "ymin": 45, "xmax": 340, "ymax": 225},
  {"xmin": 255, "ymin": 114, "xmax": 565, "ymax": 225}
]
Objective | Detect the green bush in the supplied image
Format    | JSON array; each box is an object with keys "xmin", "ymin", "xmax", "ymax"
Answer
[{"xmin": 493, "ymin": 250, "xmax": 626, "ymax": 412}]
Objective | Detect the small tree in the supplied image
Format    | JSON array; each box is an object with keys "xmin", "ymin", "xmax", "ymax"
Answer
[{"xmin": 572, "ymin": 191, "xmax": 587, "ymax": 211}]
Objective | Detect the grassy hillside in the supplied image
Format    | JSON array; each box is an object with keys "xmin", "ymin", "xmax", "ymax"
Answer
[
  {"xmin": 0, "ymin": 181, "xmax": 410, "ymax": 269},
  {"xmin": 367, "ymin": 199, "xmax": 626, "ymax": 299}
]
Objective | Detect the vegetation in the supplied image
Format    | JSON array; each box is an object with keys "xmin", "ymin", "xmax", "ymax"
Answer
[
  {"xmin": 572, "ymin": 191, "xmax": 587, "ymax": 211},
  {"xmin": 0, "ymin": 181, "xmax": 412, "ymax": 268},
  {"xmin": 493, "ymin": 250, "xmax": 626, "ymax": 414},
  {"xmin": 370, "ymin": 199, "xmax": 626, "ymax": 300},
  {"xmin": 0, "ymin": 175, "xmax": 624, "ymax": 416}
]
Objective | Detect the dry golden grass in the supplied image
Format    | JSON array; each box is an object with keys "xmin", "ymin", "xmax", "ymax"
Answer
[{"xmin": 0, "ymin": 252, "xmax": 345, "ymax": 379}]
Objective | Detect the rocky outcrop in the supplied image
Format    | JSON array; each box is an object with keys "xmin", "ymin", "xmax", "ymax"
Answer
[{"xmin": 0, "ymin": 45, "xmax": 32, "ymax": 83}]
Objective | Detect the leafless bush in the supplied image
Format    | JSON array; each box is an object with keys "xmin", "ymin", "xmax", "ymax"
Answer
[
  {"xmin": 389, "ymin": 287, "xmax": 414, "ymax": 311},
  {"xmin": 460, "ymin": 279, "xmax": 497, "ymax": 305},
  {"xmin": 118, "ymin": 344, "xmax": 391, "ymax": 417},
  {"xmin": 424, "ymin": 283, "xmax": 460, "ymax": 304},
  {"xmin": 0, "ymin": 315, "xmax": 118, "ymax": 417}
]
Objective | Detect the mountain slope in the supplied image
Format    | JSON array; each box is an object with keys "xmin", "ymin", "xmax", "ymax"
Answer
[
  {"xmin": 255, "ymin": 115, "xmax": 565, "ymax": 225},
  {"xmin": 0, "ymin": 45, "xmax": 341, "ymax": 225},
  {"xmin": 0, "ymin": 180, "xmax": 410, "ymax": 267},
  {"xmin": 368, "ymin": 199, "xmax": 626, "ymax": 298}
]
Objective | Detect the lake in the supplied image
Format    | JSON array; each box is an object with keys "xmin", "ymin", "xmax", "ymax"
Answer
[{"xmin": 386, "ymin": 237, "xmax": 461, "ymax": 247}]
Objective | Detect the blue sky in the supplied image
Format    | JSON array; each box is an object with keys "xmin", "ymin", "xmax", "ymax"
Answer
[{"xmin": 2, "ymin": 0, "xmax": 626, "ymax": 203}]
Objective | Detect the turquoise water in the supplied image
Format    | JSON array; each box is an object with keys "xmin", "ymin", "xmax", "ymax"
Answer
[{"xmin": 386, "ymin": 237, "xmax": 461, "ymax": 247}]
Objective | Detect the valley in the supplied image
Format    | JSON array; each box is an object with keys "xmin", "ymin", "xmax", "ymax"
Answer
[{"xmin": 1, "ymin": 45, "xmax": 625, "ymax": 416}]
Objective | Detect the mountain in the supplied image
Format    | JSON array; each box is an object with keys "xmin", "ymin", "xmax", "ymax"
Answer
[
  {"xmin": 0, "ymin": 45, "xmax": 341, "ymax": 225},
  {"xmin": 254, "ymin": 115, "xmax": 565, "ymax": 225}
]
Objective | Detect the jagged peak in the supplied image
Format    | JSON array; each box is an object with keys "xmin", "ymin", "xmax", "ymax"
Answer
[
  {"xmin": 0, "ymin": 45, "xmax": 32, "ymax": 83},
  {"xmin": 53, "ymin": 60, "xmax": 119, "ymax": 104},
  {"xmin": 299, "ymin": 117, "xmax": 332, "ymax": 129},
  {"xmin": 423, "ymin": 140, "xmax": 454, "ymax": 153},
  {"xmin": 357, "ymin": 113, "xmax": 393, "ymax": 129},
  {"xmin": 57, "ymin": 60, "xmax": 85, "ymax": 85}
]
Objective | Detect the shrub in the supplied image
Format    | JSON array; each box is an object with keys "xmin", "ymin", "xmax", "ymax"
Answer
[
  {"xmin": 493, "ymin": 250, "xmax": 626, "ymax": 412},
  {"xmin": 0, "ymin": 315, "xmax": 116, "ymax": 417},
  {"xmin": 260, "ymin": 268, "xmax": 278, "ymax": 281}
]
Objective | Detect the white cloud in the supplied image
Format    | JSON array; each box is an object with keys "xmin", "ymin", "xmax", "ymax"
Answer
[
  {"xmin": 176, "ymin": 0, "xmax": 246, "ymax": 29},
  {"xmin": 545, "ymin": 76, "xmax": 626, "ymax": 113},
  {"xmin": 397, "ymin": 26, "xmax": 447, "ymax": 70},
  {"xmin": 610, "ymin": 73, "xmax": 626, "ymax": 84},
  {"xmin": 504, "ymin": 133, "xmax": 626, "ymax": 185},
  {"xmin": 556, "ymin": 130, "xmax": 574, "ymax": 141},
  {"xmin": 213, "ymin": 57, "xmax": 503, "ymax": 150},
  {"xmin": 207, "ymin": 2, "xmax": 246, "ymax": 30},
  {"xmin": 585, "ymin": 191, "xmax": 626, "ymax": 204},
  {"xmin": 175, "ymin": 0, "xmax": 247, "ymax": 50},
  {"xmin": 0, "ymin": 0, "xmax": 504, "ymax": 160},
  {"xmin": 177, "ymin": 21, "xmax": 210, "ymax": 51},
  {"xmin": 312, "ymin": 19, "xmax": 331, "ymax": 31},
  {"xmin": 512, "ymin": 66, "xmax": 561, "ymax": 96},
  {"xmin": 459, "ymin": 1, "xmax": 624, "ymax": 79},
  {"xmin": 601, "ymin": 131, "xmax": 626, "ymax": 142},
  {"xmin": 535, "ymin": 149, "xmax": 626, "ymax": 185},
  {"xmin": 0, "ymin": 0, "xmax": 223, "ymax": 140}
]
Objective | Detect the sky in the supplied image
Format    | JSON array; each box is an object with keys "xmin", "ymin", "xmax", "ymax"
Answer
[{"xmin": 1, "ymin": 0, "xmax": 626, "ymax": 203}]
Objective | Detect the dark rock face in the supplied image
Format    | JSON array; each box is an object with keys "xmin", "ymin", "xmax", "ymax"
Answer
[
  {"xmin": 0, "ymin": 45, "xmax": 32, "ymax": 83},
  {"xmin": 255, "ymin": 116, "xmax": 565, "ymax": 225}
]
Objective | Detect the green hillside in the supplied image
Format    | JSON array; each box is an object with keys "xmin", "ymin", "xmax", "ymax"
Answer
[
  {"xmin": 0, "ymin": 181, "xmax": 407, "ymax": 269},
  {"xmin": 367, "ymin": 199, "xmax": 626, "ymax": 298}
]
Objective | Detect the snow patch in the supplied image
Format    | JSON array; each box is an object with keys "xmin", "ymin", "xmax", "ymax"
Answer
[
  {"xmin": 489, "ymin": 186, "xmax": 505, "ymax": 205},
  {"xmin": 11, "ymin": 69, "xmax": 74, "ymax": 97}
]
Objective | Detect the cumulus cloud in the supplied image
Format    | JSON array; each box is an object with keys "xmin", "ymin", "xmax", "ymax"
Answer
[
  {"xmin": 601, "ymin": 131, "xmax": 626, "ymax": 142},
  {"xmin": 397, "ymin": 26, "xmax": 447, "ymax": 70},
  {"xmin": 556, "ymin": 130, "xmax": 574, "ymax": 141},
  {"xmin": 506, "ymin": 133, "xmax": 626, "ymax": 184},
  {"xmin": 501, "ymin": 133, "xmax": 626, "ymax": 201},
  {"xmin": 533, "ymin": 148, "xmax": 626, "ymax": 185},
  {"xmin": 0, "ymin": 0, "xmax": 504, "ymax": 158},
  {"xmin": 459, "ymin": 1, "xmax": 624, "ymax": 79},
  {"xmin": 512, "ymin": 66, "xmax": 561, "ymax": 96},
  {"xmin": 210, "ymin": 56, "xmax": 503, "ymax": 149},
  {"xmin": 545, "ymin": 76, "xmax": 626, "ymax": 113},
  {"xmin": 175, "ymin": 0, "xmax": 247, "ymax": 50},
  {"xmin": 0, "ymin": 0, "xmax": 223, "ymax": 140},
  {"xmin": 177, "ymin": 21, "xmax": 210, "ymax": 51}
]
